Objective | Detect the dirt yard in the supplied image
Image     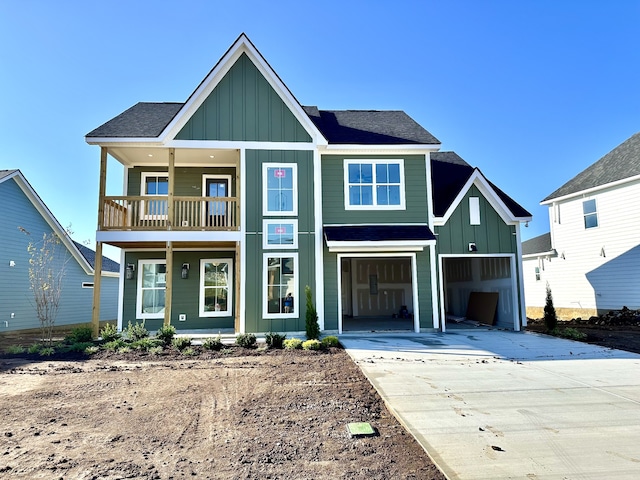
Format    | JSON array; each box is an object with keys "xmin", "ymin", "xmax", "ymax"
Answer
[{"xmin": 0, "ymin": 347, "xmax": 445, "ymax": 480}]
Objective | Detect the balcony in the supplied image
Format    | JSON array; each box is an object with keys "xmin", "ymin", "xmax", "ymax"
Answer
[{"xmin": 100, "ymin": 196, "xmax": 239, "ymax": 231}]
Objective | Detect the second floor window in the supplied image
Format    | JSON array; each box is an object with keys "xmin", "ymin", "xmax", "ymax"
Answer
[
  {"xmin": 344, "ymin": 160, "xmax": 405, "ymax": 210},
  {"xmin": 263, "ymin": 164, "xmax": 297, "ymax": 216},
  {"xmin": 141, "ymin": 173, "xmax": 168, "ymax": 218},
  {"xmin": 583, "ymin": 199, "xmax": 598, "ymax": 229}
]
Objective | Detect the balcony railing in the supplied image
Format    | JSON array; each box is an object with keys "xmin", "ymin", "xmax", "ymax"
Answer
[{"xmin": 101, "ymin": 196, "xmax": 239, "ymax": 231}]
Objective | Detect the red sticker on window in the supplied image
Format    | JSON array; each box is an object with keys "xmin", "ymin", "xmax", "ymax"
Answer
[
  {"xmin": 275, "ymin": 227, "xmax": 286, "ymax": 234},
  {"xmin": 274, "ymin": 169, "xmax": 286, "ymax": 178}
]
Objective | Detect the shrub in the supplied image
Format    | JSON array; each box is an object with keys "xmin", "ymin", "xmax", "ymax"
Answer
[
  {"xmin": 181, "ymin": 347, "xmax": 197, "ymax": 356},
  {"xmin": 100, "ymin": 323, "xmax": 121, "ymax": 342},
  {"xmin": 64, "ymin": 342, "xmax": 94, "ymax": 353},
  {"xmin": 85, "ymin": 345, "xmax": 100, "ymax": 355},
  {"xmin": 236, "ymin": 333, "xmax": 257, "ymax": 348},
  {"xmin": 156, "ymin": 324, "xmax": 176, "ymax": 345},
  {"xmin": 39, "ymin": 347, "xmax": 55, "ymax": 356},
  {"xmin": 118, "ymin": 346, "xmax": 131, "ymax": 354},
  {"xmin": 203, "ymin": 335, "xmax": 224, "ymax": 351},
  {"xmin": 265, "ymin": 332, "xmax": 286, "ymax": 349},
  {"xmin": 148, "ymin": 346, "xmax": 164, "ymax": 355},
  {"xmin": 321, "ymin": 336, "xmax": 340, "ymax": 348},
  {"xmin": 5, "ymin": 345, "xmax": 25, "ymax": 354},
  {"xmin": 66, "ymin": 326, "xmax": 93, "ymax": 343},
  {"xmin": 305, "ymin": 285, "xmax": 320, "ymax": 340},
  {"xmin": 28, "ymin": 343, "xmax": 43, "ymax": 354},
  {"xmin": 544, "ymin": 283, "xmax": 558, "ymax": 332},
  {"xmin": 172, "ymin": 336, "xmax": 192, "ymax": 351},
  {"xmin": 126, "ymin": 321, "xmax": 149, "ymax": 341},
  {"xmin": 283, "ymin": 338, "xmax": 303, "ymax": 350},
  {"xmin": 132, "ymin": 338, "xmax": 163, "ymax": 351},
  {"xmin": 104, "ymin": 339, "xmax": 126, "ymax": 352},
  {"xmin": 302, "ymin": 339, "xmax": 322, "ymax": 351}
]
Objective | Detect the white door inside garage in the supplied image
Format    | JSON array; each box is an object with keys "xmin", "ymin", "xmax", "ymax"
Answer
[{"xmin": 440, "ymin": 255, "xmax": 517, "ymax": 330}]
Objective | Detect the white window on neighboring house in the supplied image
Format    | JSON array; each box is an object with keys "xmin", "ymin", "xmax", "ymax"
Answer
[
  {"xmin": 344, "ymin": 159, "xmax": 405, "ymax": 210},
  {"xmin": 136, "ymin": 260, "xmax": 166, "ymax": 319},
  {"xmin": 263, "ymin": 220, "xmax": 298, "ymax": 249},
  {"xmin": 469, "ymin": 197, "xmax": 481, "ymax": 225},
  {"xmin": 264, "ymin": 254, "xmax": 298, "ymax": 318},
  {"xmin": 141, "ymin": 172, "xmax": 169, "ymax": 219},
  {"xmin": 263, "ymin": 164, "xmax": 297, "ymax": 216},
  {"xmin": 583, "ymin": 199, "xmax": 598, "ymax": 229},
  {"xmin": 200, "ymin": 259, "xmax": 233, "ymax": 317}
]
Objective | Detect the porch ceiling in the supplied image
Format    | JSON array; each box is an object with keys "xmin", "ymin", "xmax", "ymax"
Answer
[{"xmin": 107, "ymin": 147, "xmax": 239, "ymax": 167}]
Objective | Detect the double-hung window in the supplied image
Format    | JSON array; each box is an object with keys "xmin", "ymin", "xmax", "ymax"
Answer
[
  {"xmin": 344, "ymin": 159, "xmax": 405, "ymax": 209},
  {"xmin": 263, "ymin": 164, "xmax": 297, "ymax": 216},
  {"xmin": 583, "ymin": 199, "xmax": 598, "ymax": 229},
  {"xmin": 136, "ymin": 260, "xmax": 166, "ymax": 319},
  {"xmin": 200, "ymin": 259, "xmax": 233, "ymax": 317},
  {"xmin": 141, "ymin": 172, "xmax": 168, "ymax": 219},
  {"xmin": 264, "ymin": 254, "xmax": 298, "ymax": 318}
]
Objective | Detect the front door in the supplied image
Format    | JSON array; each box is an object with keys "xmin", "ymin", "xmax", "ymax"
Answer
[{"xmin": 204, "ymin": 175, "xmax": 231, "ymax": 227}]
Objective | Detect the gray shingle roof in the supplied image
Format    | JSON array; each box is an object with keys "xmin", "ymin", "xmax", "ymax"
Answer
[
  {"xmin": 86, "ymin": 102, "xmax": 183, "ymax": 138},
  {"xmin": 0, "ymin": 169, "xmax": 18, "ymax": 181},
  {"xmin": 543, "ymin": 132, "xmax": 640, "ymax": 202},
  {"xmin": 303, "ymin": 107, "xmax": 440, "ymax": 145},
  {"xmin": 73, "ymin": 241, "xmax": 120, "ymax": 273},
  {"xmin": 522, "ymin": 232, "xmax": 553, "ymax": 256}
]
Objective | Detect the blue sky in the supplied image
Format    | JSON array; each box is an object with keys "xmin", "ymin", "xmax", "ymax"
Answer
[{"xmin": 1, "ymin": 1, "xmax": 639, "ymax": 260}]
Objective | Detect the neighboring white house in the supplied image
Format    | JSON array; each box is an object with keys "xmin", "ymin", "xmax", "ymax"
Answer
[{"xmin": 523, "ymin": 132, "xmax": 640, "ymax": 319}]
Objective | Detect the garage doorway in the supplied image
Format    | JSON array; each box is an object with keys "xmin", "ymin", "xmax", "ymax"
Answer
[
  {"xmin": 339, "ymin": 255, "xmax": 418, "ymax": 333},
  {"xmin": 440, "ymin": 255, "xmax": 518, "ymax": 331}
]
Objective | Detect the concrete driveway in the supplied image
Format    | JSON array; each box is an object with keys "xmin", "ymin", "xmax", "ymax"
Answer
[{"xmin": 340, "ymin": 331, "xmax": 640, "ymax": 480}]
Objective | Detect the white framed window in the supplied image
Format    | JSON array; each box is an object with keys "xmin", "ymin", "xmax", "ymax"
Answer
[
  {"xmin": 263, "ymin": 163, "xmax": 297, "ymax": 216},
  {"xmin": 344, "ymin": 159, "xmax": 405, "ymax": 210},
  {"xmin": 202, "ymin": 174, "xmax": 232, "ymax": 228},
  {"xmin": 136, "ymin": 259, "xmax": 166, "ymax": 319},
  {"xmin": 141, "ymin": 172, "xmax": 169, "ymax": 219},
  {"xmin": 199, "ymin": 258, "xmax": 233, "ymax": 317},
  {"xmin": 583, "ymin": 199, "xmax": 598, "ymax": 229},
  {"xmin": 469, "ymin": 197, "xmax": 481, "ymax": 225},
  {"xmin": 263, "ymin": 253, "xmax": 298, "ymax": 318},
  {"xmin": 263, "ymin": 220, "xmax": 298, "ymax": 249}
]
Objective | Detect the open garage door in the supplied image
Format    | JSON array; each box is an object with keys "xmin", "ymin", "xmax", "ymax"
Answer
[{"xmin": 440, "ymin": 255, "xmax": 518, "ymax": 331}]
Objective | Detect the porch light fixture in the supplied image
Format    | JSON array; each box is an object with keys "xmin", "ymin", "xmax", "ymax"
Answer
[
  {"xmin": 181, "ymin": 263, "xmax": 190, "ymax": 279},
  {"xmin": 468, "ymin": 242, "xmax": 477, "ymax": 252},
  {"xmin": 126, "ymin": 263, "xmax": 135, "ymax": 280}
]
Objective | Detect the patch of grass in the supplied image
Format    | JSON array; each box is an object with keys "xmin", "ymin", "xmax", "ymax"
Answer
[
  {"xmin": 552, "ymin": 327, "xmax": 587, "ymax": 341},
  {"xmin": 302, "ymin": 339, "xmax": 322, "ymax": 351},
  {"xmin": 283, "ymin": 338, "xmax": 303, "ymax": 350}
]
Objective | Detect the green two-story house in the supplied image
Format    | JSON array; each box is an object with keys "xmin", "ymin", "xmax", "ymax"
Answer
[{"xmin": 86, "ymin": 34, "xmax": 531, "ymax": 336}]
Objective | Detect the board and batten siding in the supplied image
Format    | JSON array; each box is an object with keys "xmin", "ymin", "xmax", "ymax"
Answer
[
  {"xmin": 435, "ymin": 185, "xmax": 517, "ymax": 255},
  {"xmin": 175, "ymin": 53, "xmax": 311, "ymax": 143},
  {"xmin": 528, "ymin": 179, "xmax": 640, "ymax": 314},
  {"xmin": 0, "ymin": 178, "xmax": 118, "ymax": 332},
  {"xmin": 127, "ymin": 166, "xmax": 237, "ymax": 197},
  {"xmin": 321, "ymin": 155, "xmax": 430, "ymax": 224}
]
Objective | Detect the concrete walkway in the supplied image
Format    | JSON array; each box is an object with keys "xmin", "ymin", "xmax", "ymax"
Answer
[{"xmin": 340, "ymin": 331, "xmax": 640, "ymax": 480}]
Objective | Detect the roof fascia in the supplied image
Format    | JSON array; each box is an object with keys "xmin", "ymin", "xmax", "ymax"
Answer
[
  {"xmin": 433, "ymin": 169, "xmax": 532, "ymax": 226},
  {"xmin": 321, "ymin": 144, "xmax": 440, "ymax": 154},
  {"xmin": 326, "ymin": 240, "xmax": 434, "ymax": 253},
  {"xmin": 159, "ymin": 34, "xmax": 327, "ymax": 146},
  {"xmin": 540, "ymin": 172, "xmax": 640, "ymax": 205},
  {"xmin": 522, "ymin": 250, "xmax": 557, "ymax": 259},
  {"xmin": 86, "ymin": 138, "xmax": 164, "ymax": 146},
  {"xmin": 10, "ymin": 172, "xmax": 94, "ymax": 274}
]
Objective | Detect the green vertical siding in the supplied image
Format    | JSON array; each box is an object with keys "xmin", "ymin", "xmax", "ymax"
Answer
[
  {"xmin": 127, "ymin": 167, "xmax": 237, "ymax": 196},
  {"xmin": 175, "ymin": 53, "xmax": 311, "ymax": 142},
  {"xmin": 243, "ymin": 149, "xmax": 316, "ymax": 333},
  {"xmin": 321, "ymin": 154, "xmax": 430, "ymax": 224},
  {"xmin": 123, "ymin": 251, "xmax": 235, "ymax": 332},
  {"xmin": 436, "ymin": 185, "xmax": 516, "ymax": 255}
]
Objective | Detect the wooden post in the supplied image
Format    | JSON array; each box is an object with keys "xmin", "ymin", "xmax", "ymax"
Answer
[
  {"xmin": 168, "ymin": 148, "xmax": 175, "ymax": 229},
  {"xmin": 164, "ymin": 241, "xmax": 173, "ymax": 326},
  {"xmin": 91, "ymin": 147, "xmax": 108, "ymax": 338}
]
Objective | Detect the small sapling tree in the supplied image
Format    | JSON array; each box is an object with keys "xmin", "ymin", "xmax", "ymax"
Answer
[
  {"xmin": 305, "ymin": 285, "xmax": 320, "ymax": 340},
  {"xmin": 21, "ymin": 226, "xmax": 71, "ymax": 345}
]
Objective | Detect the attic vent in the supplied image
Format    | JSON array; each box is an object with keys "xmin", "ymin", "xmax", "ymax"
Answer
[{"xmin": 82, "ymin": 282, "xmax": 94, "ymax": 289}]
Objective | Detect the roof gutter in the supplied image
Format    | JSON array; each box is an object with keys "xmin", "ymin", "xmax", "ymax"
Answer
[{"xmin": 541, "ymin": 172, "xmax": 640, "ymax": 205}]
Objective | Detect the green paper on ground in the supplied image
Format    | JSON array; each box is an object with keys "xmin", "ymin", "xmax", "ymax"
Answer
[{"xmin": 347, "ymin": 422, "xmax": 375, "ymax": 437}]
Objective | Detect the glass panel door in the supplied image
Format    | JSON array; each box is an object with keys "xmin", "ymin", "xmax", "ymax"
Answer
[{"xmin": 205, "ymin": 177, "xmax": 229, "ymax": 227}]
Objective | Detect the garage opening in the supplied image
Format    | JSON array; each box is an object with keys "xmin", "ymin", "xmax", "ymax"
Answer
[
  {"xmin": 341, "ymin": 257, "xmax": 415, "ymax": 332},
  {"xmin": 441, "ymin": 256, "xmax": 517, "ymax": 330}
]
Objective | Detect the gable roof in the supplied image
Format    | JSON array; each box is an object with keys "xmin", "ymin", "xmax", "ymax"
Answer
[
  {"xmin": 0, "ymin": 169, "xmax": 118, "ymax": 276},
  {"xmin": 522, "ymin": 232, "xmax": 554, "ymax": 256},
  {"xmin": 73, "ymin": 241, "xmax": 120, "ymax": 273},
  {"xmin": 303, "ymin": 107, "xmax": 440, "ymax": 145},
  {"xmin": 87, "ymin": 103, "xmax": 182, "ymax": 138},
  {"xmin": 543, "ymin": 131, "xmax": 640, "ymax": 203},
  {"xmin": 430, "ymin": 152, "xmax": 532, "ymax": 220}
]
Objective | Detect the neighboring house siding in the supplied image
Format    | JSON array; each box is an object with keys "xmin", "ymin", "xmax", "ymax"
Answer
[
  {"xmin": 175, "ymin": 53, "xmax": 311, "ymax": 143},
  {"xmin": 436, "ymin": 186, "xmax": 516, "ymax": 255},
  {"xmin": 321, "ymin": 155, "xmax": 429, "ymax": 224},
  {"xmin": 528, "ymin": 179, "xmax": 640, "ymax": 315},
  {"xmin": 0, "ymin": 178, "xmax": 117, "ymax": 332}
]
